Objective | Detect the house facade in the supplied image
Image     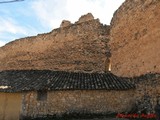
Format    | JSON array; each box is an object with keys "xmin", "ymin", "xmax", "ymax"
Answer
[
  {"xmin": 22, "ymin": 90, "xmax": 134, "ymax": 119},
  {"xmin": 0, "ymin": 70, "xmax": 135, "ymax": 120}
]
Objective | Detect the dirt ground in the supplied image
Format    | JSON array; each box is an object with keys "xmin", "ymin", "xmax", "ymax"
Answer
[{"xmin": 75, "ymin": 118, "xmax": 129, "ymax": 120}]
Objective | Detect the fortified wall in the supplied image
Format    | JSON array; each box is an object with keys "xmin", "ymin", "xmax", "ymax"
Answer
[
  {"xmin": 0, "ymin": 13, "xmax": 110, "ymax": 73},
  {"xmin": 109, "ymin": 0, "xmax": 160, "ymax": 113},
  {"xmin": 109, "ymin": 0, "xmax": 160, "ymax": 77},
  {"xmin": 127, "ymin": 73, "xmax": 160, "ymax": 113}
]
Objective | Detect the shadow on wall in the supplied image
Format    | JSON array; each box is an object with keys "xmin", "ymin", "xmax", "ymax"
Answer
[{"xmin": 21, "ymin": 112, "xmax": 117, "ymax": 120}]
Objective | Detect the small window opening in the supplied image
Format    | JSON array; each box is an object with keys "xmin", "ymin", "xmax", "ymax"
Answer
[{"xmin": 37, "ymin": 90, "xmax": 47, "ymax": 101}]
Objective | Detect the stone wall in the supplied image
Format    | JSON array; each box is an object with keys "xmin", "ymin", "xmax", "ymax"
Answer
[
  {"xmin": 22, "ymin": 90, "xmax": 135, "ymax": 118},
  {"xmin": 109, "ymin": 0, "xmax": 160, "ymax": 77},
  {"xmin": 131, "ymin": 73, "xmax": 160, "ymax": 113},
  {"xmin": 0, "ymin": 14, "xmax": 110, "ymax": 73}
]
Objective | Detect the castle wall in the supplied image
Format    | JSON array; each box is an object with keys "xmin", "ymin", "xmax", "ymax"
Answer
[
  {"xmin": 133, "ymin": 74, "xmax": 160, "ymax": 113},
  {"xmin": 110, "ymin": 0, "xmax": 160, "ymax": 77},
  {"xmin": 0, "ymin": 17, "xmax": 110, "ymax": 73}
]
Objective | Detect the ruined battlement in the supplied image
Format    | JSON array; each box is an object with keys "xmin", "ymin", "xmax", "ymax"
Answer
[{"xmin": 0, "ymin": 13, "xmax": 110, "ymax": 72}]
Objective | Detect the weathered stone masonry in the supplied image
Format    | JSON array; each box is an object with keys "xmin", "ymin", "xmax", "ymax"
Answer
[
  {"xmin": 0, "ymin": 70, "xmax": 135, "ymax": 119},
  {"xmin": 130, "ymin": 73, "xmax": 160, "ymax": 113},
  {"xmin": 22, "ymin": 90, "xmax": 135, "ymax": 118},
  {"xmin": 109, "ymin": 0, "xmax": 160, "ymax": 77},
  {"xmin": 0, "ymin": 13, "xmax": 110, "ymax": 73}
]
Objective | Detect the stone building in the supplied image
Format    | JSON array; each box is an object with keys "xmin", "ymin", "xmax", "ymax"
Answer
[
  {"xmin": 0, "ymin": 70, "xmax": 135, "ymax": 120},
  {"xmin": 0, "ymin": 1, "xmax": 159, "ymax": 119}
]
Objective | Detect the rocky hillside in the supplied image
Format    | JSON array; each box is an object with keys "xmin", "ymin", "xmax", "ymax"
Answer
[
  {"xmin": 0, "ymin": 13, "xmax": 110, "ymax": 73},
  {"xmin": 109, "ymin": 0, "xmax": 160, "ymax": 77}
]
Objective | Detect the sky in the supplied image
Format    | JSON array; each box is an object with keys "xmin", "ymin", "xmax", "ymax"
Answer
[{"xmin": 0, "ymin": 0, "xmax": 125, "ymax": 47}]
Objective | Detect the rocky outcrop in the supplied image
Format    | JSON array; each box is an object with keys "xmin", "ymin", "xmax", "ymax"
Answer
[
  {"xmin": 0, "ymin": 13, "xmax": 110, "ymax": 72},
  {"xmin": 109, "ymin": 0, "xmax": 160, "ymax": 77}
]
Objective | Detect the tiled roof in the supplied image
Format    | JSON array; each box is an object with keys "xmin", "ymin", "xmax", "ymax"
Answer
[{"xmin": 0, "ymin": 70, "xmax": 135, "ymax": 92}]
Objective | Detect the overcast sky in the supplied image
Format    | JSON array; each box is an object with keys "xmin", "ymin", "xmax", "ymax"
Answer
[{"xmin": 0, "ymin": 0, "xmax": 125, "ymax": 47}]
